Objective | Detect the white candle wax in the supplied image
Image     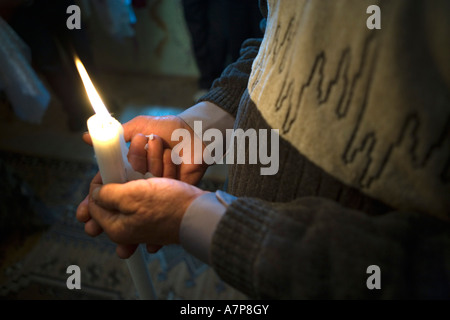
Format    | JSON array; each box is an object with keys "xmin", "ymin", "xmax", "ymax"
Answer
[
  {"xmin": 87, "ymin": 114, "xmax": 127, "ymax": 184},
  {"xmin": 87, "ymin": 114, "xmax": 156, "ymax": 300},
  {"xmin": 77, "ymin": 56, "xmax": 155, "ymax": 300}
]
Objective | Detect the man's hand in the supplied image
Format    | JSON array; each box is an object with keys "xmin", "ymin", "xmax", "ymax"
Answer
[
  {"xmin": 77, "ymin": 173, "xmax": 207, "ymax": 258},
  {"xmin": 83, "ymin": 115, "xmax": 208, "ymax": 184},
  {"xmin": 77, "ymin": 114, "xmax": 210, "ymax": 258}
]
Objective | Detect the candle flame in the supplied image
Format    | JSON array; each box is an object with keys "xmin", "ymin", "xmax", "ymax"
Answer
[{"xmin": 75, "ymin": 57, "xmax": 110, "ymax": 118}]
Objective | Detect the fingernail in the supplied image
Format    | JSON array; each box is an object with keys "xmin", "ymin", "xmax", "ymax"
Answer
[
  {"xmin": 145, "ymin": 134, "xmax": 154, "ymax": 140},
  {"xmin": 92, "ymin": 187, "xmax": 100, "ymax": 201}
]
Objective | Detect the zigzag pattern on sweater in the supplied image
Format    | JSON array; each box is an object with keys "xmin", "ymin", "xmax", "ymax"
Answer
[{"xmin": 269, "ymin": 33, "xmax": 449, "ymax": 189}]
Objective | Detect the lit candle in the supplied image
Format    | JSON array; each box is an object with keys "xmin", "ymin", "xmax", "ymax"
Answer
[{"xmin": 76, "ymin": 58, "xmax": 156, "ymax": 300}]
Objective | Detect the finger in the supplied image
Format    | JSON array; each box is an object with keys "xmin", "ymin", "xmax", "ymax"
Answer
[
  {"xmin": 163, "ymin": 148, "xmax": 177, "ymax": 179},
  {"xmin": 146, "ymin": 134, "xmax": 164, "ymax": 177},
  {"xmin": 123, "ymin": 116, "xmax": 152, "ymax": 142},
  {"xmin": 82, "ymin": 132, "xmax": 92, "ymax": 145},
  {"xmin": 77, "ymin": 171, "xmax": 103, "ymax": 224},
  {"xmin": 76, "ymin": 195, "xmax": 90, "ymax": 222},
  {"xmin": 146, "ymin": 244, "xmax": 162, "ymax": 254},
  {"xmin": 116, "ymin": 244, "xmax": 138, "ymax": 259},
  {"xmin": 89, "ymin": 172, "xmax": 103, "ymax": 194},
  {"xmin": 84, "ymin": 219, "xmax": 103, "ymax": 237},
  {"xmin": 122, "ymin": 115, "xmax": 173, "ymax": 148},
  {"xmin": 128, "ymin": 133, "xmax": 148, "ymax": 174},
  {"xmin": 91, "ymin": 179, "xmax": 148, "ymax": 213},
  {"xmin": 88, "ymin": 195, "xmax": 129, "ymax": 243},
  {"xmin": 181, "ymin": 166, "xmax": 208, "ymax": 185}
]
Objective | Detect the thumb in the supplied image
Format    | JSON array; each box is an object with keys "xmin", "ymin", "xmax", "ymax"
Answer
[
  {"xmin": 91, "ymin": 184, "xmax": 124, "ymax": 212},
  {"xmin": 91, "ymin": 180, "xmax": 149, "ymax": 214},
  {"xmin": 82, "ymin": 132, "xmax": 93, "ymax": 145}
]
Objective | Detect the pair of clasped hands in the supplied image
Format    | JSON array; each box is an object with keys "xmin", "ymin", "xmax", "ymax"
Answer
[{"xmin": 76, "ymin": 115, "xmax": 209, "ymax": 258}]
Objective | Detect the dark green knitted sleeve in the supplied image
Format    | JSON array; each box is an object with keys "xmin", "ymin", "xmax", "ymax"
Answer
[
  {"xmin": 198, "ymin": 38, "xmax": 263, "ymax": 118},
  {"xmin": 211, "ymin": 196, "xmax": 450, "ymax": 299}
]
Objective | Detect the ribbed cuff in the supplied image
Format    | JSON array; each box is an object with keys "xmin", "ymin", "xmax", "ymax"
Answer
[{"xmin": 211, "ymin": 198, "xmax": 273, "ymax": 298}]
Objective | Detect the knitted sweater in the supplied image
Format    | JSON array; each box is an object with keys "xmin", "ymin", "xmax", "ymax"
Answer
[{"xmin": 200, "ymin": 0, "xmax": 450, "ymax": 299}]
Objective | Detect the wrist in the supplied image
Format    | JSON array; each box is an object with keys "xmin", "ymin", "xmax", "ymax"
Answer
[
  {"xmin": 185, "ymin": 189, "xmax": 210, "ymax": 213},
  {"xmin": 179, "ymin": 191, "xmax": 229, "ymax": 264},
  {"xmin": 175, "ymin": 188, "xmax": 210, "ymax": 243}
]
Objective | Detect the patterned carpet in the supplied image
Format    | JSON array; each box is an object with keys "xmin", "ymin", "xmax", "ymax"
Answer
[{"xmin": 0, "ymin": 151, "xmax": 246, "ymax": 300}]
